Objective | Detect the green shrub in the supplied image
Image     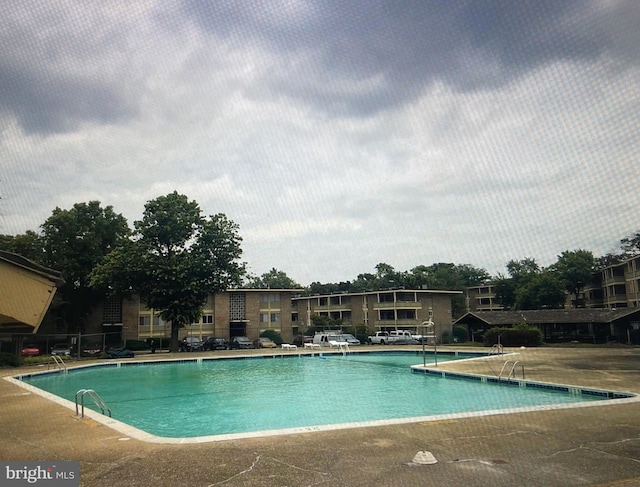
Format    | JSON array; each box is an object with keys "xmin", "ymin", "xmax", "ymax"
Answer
[
  {"xmin": 440, "ymin": 331, "xmax": 453, "ymax": 344},
  {"xmin": 23, "ymin": 355, "xmax": 59, "ymax": 365},
  {"xmin": 0, "ymin": 353, "xmax": 19, "ymax": 367},
  {"xmin": 452, "ymin": 326, "xmax": 468, "ymax": 343},
  {"xmin": 259, "ymin": 329, "xmax": 283, "ymax": 345},
  {"xmin": 483, "ymin": 323, "xmax": 542, "ymax": 347}
]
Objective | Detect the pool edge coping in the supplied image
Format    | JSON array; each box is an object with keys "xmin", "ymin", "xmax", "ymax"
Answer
[{"xmin": 6, "ymin": 351, "xmax": 640, "ymax": 444}]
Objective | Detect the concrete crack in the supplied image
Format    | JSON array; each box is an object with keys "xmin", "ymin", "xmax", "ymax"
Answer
[
  {"xmin": 538, "ymin": 437, "xmax": 640, "ymax": 464},
  {"xmin": 206, "ymin": 453, "xmax": 332, "ymax": 487},
  {"xmin": 207, "ymin": 454, "xmax": 262, "ymax": 486},
  {"xmin": 264, "ymin": 455, "xmax": 331, "ymax": 477}
]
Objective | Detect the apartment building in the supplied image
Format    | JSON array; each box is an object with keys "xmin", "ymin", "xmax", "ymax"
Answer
[
  {"xmin": 292, "ymin": 289, "xmax": 461, "ymax": 338},
  {"xmin": 100, "ymin": 289, "xmax": 302, "ymax": 344},
  {"xmin": 466, "ymin": 255, "xmax": 640, "ymax": 311},
  {"xmin": 591, "ymin": 255, "xmax": 640, "ymax": 308},
  {"xmin": 466, "ymin": 284, "xmax": 503, "ymax": 312}
]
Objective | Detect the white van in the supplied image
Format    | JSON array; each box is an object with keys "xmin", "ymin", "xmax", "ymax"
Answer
[
  {"xmin": 313, "ymin": 332, "xmax": 361, "ymax": 347},
  {"xmin": 388, "ymin": 330, "xmax": 419, "ymax": 344}
]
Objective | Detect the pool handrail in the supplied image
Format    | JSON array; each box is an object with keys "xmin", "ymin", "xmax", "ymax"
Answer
[{"xmin": 75, "ymin": 388, "xmax": 112, "ymax": 418}]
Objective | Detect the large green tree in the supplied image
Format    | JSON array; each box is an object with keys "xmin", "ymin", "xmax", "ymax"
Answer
[
  {"xmin": 596, "ymin": 230, "xmax": 640, "ymax": 269},
  {"xmin": 551, "ymin": 249, "xmax": 594, "ymax": 307},
  {"xmin": 0, "ymin": 231, "xmax": 44, "ymax": 263},
  {"xmin": 41, "ymin": 201, "xmax": 130, "ymax": 332},
  {"xmin": 515, "ymin": 271, "xmax": 566, "ymax": 310},
  {"xmin": 493, "ymin": 258, "xmax": 541, "ymax": 310},
  {"xmin": 493, "ymin": 273, "xmax": 517, "ymax": 310},
  {"xmin": 620, "ymin": 231, "xmax": 640, "ymax": 257},
  {"xmin": 246, "ymin": 268, "xmax": 301, "ymax": 289},
  {"xmin": 91, "ymin": 192, "xmax": 245, "ymax": 351}
]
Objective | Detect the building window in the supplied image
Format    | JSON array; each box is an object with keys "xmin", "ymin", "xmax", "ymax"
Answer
[
  {"xmin": 379, "ymin": 310, "xmax": 395, "ymax": 320},
  {"xmin": 260, "ymin": 293, "xmax": 280, "ymax": 303},
  {"xmin": 270, "ymin": 312, "xmax": 280, "ymax": 323},
  {"xmin": 230, "ymin": 292, "xmax": 246, "ymax": 320},
  {"xmin": 397, "ymin": 292, "xmax": 414, "ymax": 302},
  {"xmin": 397, "ymin": 309, "xmax": 415, "ymax": 320},
  {"xmin": 103, "ymin": 295, "xmax": 122, "ymax": 324},
  {"xmin": 202, "ymin": 314, "xmax": 213, "ymax": 324},
  {"xmin": 259, "ymin": 313, "xmax": 269, "ymax": 323}
]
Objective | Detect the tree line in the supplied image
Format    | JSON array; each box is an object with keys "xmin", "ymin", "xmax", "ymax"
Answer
[{"xmin": 1, "ymin": 192, "xmax": 639, "ymax": 349}]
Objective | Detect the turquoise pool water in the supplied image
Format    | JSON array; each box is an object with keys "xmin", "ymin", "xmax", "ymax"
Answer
[{"xmin": 20, "ymin": 352, "xmax": 610, "ymax": 439}]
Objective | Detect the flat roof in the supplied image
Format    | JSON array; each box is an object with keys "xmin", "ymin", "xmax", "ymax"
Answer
[{"xmin": 293, "ymin": 289, "xmax": 463, "ymax": 300}]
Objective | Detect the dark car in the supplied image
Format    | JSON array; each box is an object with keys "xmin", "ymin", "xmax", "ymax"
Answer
[
  {"xmin": 105, "ymin": 347, "xmax": 135, "ymax": 358},
  {"xmin": 180, "ymin": 337, "xmax": 204, "ymax": 352},
  {"xmin": 230, "ymin": 336, "xmax": 253, "ymax": 349},
  {"xmin": 82, "ymin": 344, "xmax": 102, "ymax": 357},
  {"xmin": 202, "ymin": 337, "xmax": 228, "ymax": 350}
]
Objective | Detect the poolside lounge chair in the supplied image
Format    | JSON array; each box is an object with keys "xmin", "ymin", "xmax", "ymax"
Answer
[{"xmin": 281, "ymin": 344, "xmax": 297, "ymax": 350}]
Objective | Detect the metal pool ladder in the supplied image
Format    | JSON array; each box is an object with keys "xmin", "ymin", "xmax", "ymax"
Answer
[
  {"xmin": 338, "ymin": 342, "xmax": 351, "ymax": 355},
  {"xmin": 498, "ymin": 360, "xmax": 525, "ymax": 380},
  {"xmin": 49, "ymin": 354, "xmax": 67, "ymax": 372},
  {"xmin": 75, "ymin": 389, "xmax": 112, "ymax": 418}
]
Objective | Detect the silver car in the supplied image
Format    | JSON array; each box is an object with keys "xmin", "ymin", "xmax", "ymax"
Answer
[{"xmin": 51, "ymin": 343, "xmax": 71, "ymax": 355}]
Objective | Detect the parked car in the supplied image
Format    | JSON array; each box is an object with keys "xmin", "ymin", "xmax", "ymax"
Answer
[
  {"xmin": 51, "ymin": 343, "xmax": 71, "ymax": 356},
  {"xmin": 21, "ymin": 344, "xmax": 40, "ymax": 357},
  {"xmin": 255, "ymin": 337, "xmax": 277, "ymax": 348},
  {"xmin": 230, "ymin": 336, "xmax": 254, "ymax": 349},
  {"xmin": 105, "ymin": 347, "xmax": 134, "ymax": 358},
  {"xmin": 82, "ymin": 344, "xmax": 102, "ymax": 357},
  {"xmin": 202, "ymin": 337, "xmax": 228, "ymax": 350},
  {"xmin": 180, "ymin": 337, "xmax": 204, "ymax": 352}
]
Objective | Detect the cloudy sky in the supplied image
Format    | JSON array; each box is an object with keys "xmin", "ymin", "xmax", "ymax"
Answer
[{"xmin": 1, "ymin": 1, "xmax": 638, "ymax": 285}]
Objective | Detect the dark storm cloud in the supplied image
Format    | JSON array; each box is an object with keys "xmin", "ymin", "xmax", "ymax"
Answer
[
  {"xmin": 0, "ymin": 2, "xmax": 139, "ymax": 135},
  {"xmin": 184, "ymin": 0, "xmax": 638, "ymax": 115},
  {"xmin": 1, "ymin": 1, "xmax": 636, "ymax": 134},
  {"xmin": 0, "ymin": 61, "xmax": 135, "ymax": 135}
]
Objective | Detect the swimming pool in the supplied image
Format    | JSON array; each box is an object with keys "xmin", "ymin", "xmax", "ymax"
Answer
[{"xmin": 13, "ymin": 351, "xmax": 636, "ymax": 443}]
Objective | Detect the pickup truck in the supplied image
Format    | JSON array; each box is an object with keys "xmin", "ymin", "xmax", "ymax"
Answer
[{"xmin": 367, "ymin": 331, "xmax": 421, "ymax": 345}]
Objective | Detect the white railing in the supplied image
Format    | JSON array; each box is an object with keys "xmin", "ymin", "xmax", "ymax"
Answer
[
  {"xmin": 48, "ymin": 354, "xmax": 67, "ymax": 372},
  {"xmin": 498, "ymin": 360, "xmax": 525, "ymax": 380},
  {"xmin": 75, "ymin": 389, "xmax": 112, "ymax": 418}
]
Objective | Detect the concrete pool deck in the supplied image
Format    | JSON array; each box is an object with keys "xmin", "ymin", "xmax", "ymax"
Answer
[{"xmin": 2, "ymin": 346, "xmax": 639, "ymax": 486}]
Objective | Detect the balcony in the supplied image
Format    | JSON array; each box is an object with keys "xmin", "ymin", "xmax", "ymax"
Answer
[
  {"xmin": 375, "ymin": 319, "xmax": 422, "ymax": 326},
  {"xmin": 313, "ymin": 304, "xmax": 352, "ymax": 312},
  {"xmin": 373, "ymin": 300, "xmax": 421, "ymax": 310}
]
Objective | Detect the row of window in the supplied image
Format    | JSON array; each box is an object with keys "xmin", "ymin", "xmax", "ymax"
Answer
[{"xmin": 303, "ymin": 292, "xmax": 420, "ymax": 307}]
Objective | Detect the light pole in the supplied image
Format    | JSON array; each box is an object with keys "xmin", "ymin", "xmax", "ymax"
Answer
[
  {"xmin": 421, "ymin": 321, "xmax": 427, "ymax": 367},
  {"xmin": 421, "ymin": 307, "xmax": 437, "ymax": 367}
]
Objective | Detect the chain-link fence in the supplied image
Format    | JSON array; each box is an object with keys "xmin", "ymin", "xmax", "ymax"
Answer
[{"xmin": 0, "ymin": 332, "xmax": 123, "ymax": 360}]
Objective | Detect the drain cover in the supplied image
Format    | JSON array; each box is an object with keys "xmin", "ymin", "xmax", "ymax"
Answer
[{"xmin": 412, "ymin": 451, "xmax": 438, "ymax": 465}]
